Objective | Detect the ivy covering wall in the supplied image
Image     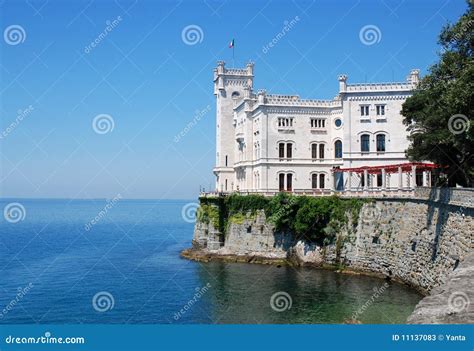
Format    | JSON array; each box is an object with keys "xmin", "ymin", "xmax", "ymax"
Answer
[{"xmin": 198, "ymin": 193, "xmax": 367, "ymax": 245}]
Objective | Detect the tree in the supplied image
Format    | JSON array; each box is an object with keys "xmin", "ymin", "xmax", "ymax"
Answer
[{"xmin": 401, "ymin": 2, "xmax": 473, "ymax": 187}]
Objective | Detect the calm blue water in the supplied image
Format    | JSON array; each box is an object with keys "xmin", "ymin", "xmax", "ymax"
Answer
[{"xmin": 0, "ymin": 199, "xmax": 422, "ymax": 324}]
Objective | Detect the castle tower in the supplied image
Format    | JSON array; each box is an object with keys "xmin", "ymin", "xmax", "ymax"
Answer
[{"xmin": 213, "ymin": 61, "xmax": 254, "ymax": 192}]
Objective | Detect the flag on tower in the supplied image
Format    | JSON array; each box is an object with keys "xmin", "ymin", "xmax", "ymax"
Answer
[{"xmin": 229, "ymin": 39, "xmax": 234, "ymax": 48}]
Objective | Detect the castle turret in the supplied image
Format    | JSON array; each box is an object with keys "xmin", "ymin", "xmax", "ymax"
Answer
[
  {"xmin": 213, "ymin": 61, "xmax": 254, "ymax": 192},
  {"xmin": 338, "ymin": 74, "xmax": 348, "ymax": 92}
]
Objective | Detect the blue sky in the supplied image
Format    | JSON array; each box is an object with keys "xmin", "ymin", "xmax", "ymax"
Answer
[{"xmin": 0, "ymin": 0, "xmax": 468, "ymax": 199}]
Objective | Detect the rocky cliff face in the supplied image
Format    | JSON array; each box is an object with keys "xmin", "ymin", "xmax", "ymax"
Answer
[{"xmin": 184, "ymin": 188, "xmax": 473, "ymax": 322}]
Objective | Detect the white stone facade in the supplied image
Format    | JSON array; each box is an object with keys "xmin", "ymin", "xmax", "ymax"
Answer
[{"xmin": 213, "ymin": 61, "xmax": 421, "ymax": 193}]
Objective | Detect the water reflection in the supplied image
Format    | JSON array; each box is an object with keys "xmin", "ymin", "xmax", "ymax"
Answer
[{"xmin": 196, "ymin": 262, "xmax": 422, "ymax": 324}]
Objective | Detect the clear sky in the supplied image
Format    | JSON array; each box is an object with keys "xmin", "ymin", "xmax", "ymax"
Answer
[{"xmin": 0, "ymin": 0, "xmax": 468, "ymax": 199}]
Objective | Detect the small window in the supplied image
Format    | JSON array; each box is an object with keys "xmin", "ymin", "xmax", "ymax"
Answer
[
  {"xmin": 225, "ymin": 155, "xmax": 228, "ymax": 166},
  {"xmin": 372, "ymin": 236, "xmax": 380, "ymax": 244},
  {"xmin": 361, "ymin": 105, "xmax": 370, "ymax": 117},
  {"xmin": 311, "ymin": 144, "xmax": 317, "ymax": 159},
  {"xmin": 334, "ymin": 140, "xmax": 342, "ymax": 159},
  {"xmin": 334, "ymin": 118, "xmax": 342, "ymax": 127},
  {"xmin": 231, "ymin": 91, "xmax": 240, "ymax": 99},
  {"xmin": 319, "ymin": 144, "xmax": 324, "ymax": 159},
  {"xmin": 279, "ymin": 143, "xmax": 285, "ymax": 158},
  {"xmin": 376, "ymin": 105, "xmax": 385, "ymax": 116},
  {"xmin": 311, "ymin": 174, "xmax": 317, "ymax": 189},
  {"xmin": 319, "ymin": 174, "xmax": 325, "ymax": 189},
  {"xmin": 247, "ymin": 226, "xmax": 252, "ymax": 233},
  {"xmin": 278, "ymin": 117, "xmax": 294, "ymax": 128},
  {"xmin": 286, "ymin": 143, "xmax": 292, "ymax": 159},
  {"xmin": 361, "ymin": 134, "xmax": 370, "ymax": 153},
  {"xmin": 279, "ymin": 174, "xmax": 285, "ymax": 191},
  {"xmin": 377, "ymin": 173, "xmax": 383, "ymax": 187},
  {"xmin": 376, "ymin": 134, "xmax": 385, "ymax": 152},
  {"xmin": 286, "ymin": 173, "xmax": 293, "ymax": 191},
  {"xmin": 411, "ymin": 241, "xmax": 416, "ymax": 252}
]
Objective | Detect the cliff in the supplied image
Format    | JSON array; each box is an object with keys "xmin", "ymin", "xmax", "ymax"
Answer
[{"xmin": 182, "ymin": 188, "xmax": 473, "ymax": 322}]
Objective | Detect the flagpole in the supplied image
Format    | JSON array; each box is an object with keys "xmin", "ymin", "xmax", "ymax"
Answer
[{"xmin": 232, "ymin": 45, "xmax": 235, "ymax": 68}]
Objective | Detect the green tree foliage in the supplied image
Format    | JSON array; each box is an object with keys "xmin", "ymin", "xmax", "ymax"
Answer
[{"xmin": 401, "ymin": 2, "xmax": 473, "ymax": 186}]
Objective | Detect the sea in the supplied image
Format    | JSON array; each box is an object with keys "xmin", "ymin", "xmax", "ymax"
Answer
[{"xmin": 0, "ymin": 199, "xmax": 422, "ymax": 324}]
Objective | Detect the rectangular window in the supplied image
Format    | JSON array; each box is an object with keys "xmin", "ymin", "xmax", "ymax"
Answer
[
  {"xmin": 376, "ymin": 105, "xmax": 385, "ymax": 116},
  {"xmin": 287, "ymin": 174, "xmax": 292, "ymax": 191},
  {"xmin": 377, "ymin": 173, "xmax": 383, "ymax": 187},
  {"xmin": 312, "ymin": 174, "xmax": 317, "ymax": 189},
  {"xmin": 319, "ymin": 174, "xmax": 325, "ymax": 189},
  {"xmin": 360, "ymin": 105, "xmax": 370, "ymax": 116},
  {"xmin": 279, "ymin": 174, "xmax": 285, "ymax": 191},
  {"xmin": 361, "ymin": 135, "xmax": 370, "ymax": 153},
  {"xmin": 286, "ymin": 143, "xmax": 292, "ymax": 159},
  {"xmin": 279, "ymin": 143, "xmax": 285, "ymax": 158},
  {"xmin": 225, "ymin": 155, "xmax": 228, "ymax": 166},
  {"xmin": 311, "ymin": 144, "xmax": 317, "ymax": 159},
  {"xmin": 319, "ymin": 144, "xmax": 325, "ymax": 159},
  {"xmin": 278, "ymin": 117, "xmax": 294, "ymax": 128},
  {"xmin": 376, "ymin": 134, "xmax": 386, "ymax": 152},
  {"xmin": 310, "ymin": 118, "xmax": 326, "ymax": 129}
]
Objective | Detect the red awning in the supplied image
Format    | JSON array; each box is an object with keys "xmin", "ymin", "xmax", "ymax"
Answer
[{"xmin": 333, "ymin": 162, "xmax": 440, "ymax": 174}]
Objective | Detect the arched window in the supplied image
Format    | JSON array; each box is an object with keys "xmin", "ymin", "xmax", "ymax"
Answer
[
  {"xmin": 319, "ymin": 144, "xmax": 324, "ymax": 159},
  {"xmin": 311, "ymin": 144, "xmax": 317, "ymax": 159},
  {"xmin": 279, "ymin": 143, "xmax": 285, "ymax": 158},
  {"xmin": 376, "ymin": 134, "xmax": 386, "ymax": 152},
  {"xmin": 319, "ymin": 174, "xmax": 325, "ymax": 189},
  {"xmin": 286, "ymin": 143, "xmax": 293, "ymax": 159},
  {"xmin": 231, "ymin": 91, "xmax": 240, "ymax": 99},
  {"xmin": 312, "ymin": 174, "xmax": 318, "ymax": 189},
  {"xmin": 361, "ymin": 134, "xmax": 370, "ymax": 153},
  {"xmin": 334, "ymin": 140, "xmax": 342, "ymax": 159}
]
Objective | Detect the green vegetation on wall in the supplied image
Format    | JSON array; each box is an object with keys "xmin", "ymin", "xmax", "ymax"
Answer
[{"xmin": 198, "ymin": 193, "xmax": 367, "ymax": 245}]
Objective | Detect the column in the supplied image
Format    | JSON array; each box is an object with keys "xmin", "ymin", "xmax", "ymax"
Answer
[
  {"xmin": 363, "ymin": 169, "xmax": 368, "ymax": 191},
  {"xmin": 422, "ymin": 171, "xmax": 428, "ymax": 187},
  {"xmin": 411, "ymin": 165, "xmax": 417, "ymax": 189},
  {"xmin": 381, "ymin": 168, "xmax": 386, "ymax": 190},
  {"xmin": 398, "ymin": 166, "xmax": 403, "ymax": 190},
  {"xmin": 348, "ymin": 171, "xmax": 352, "ymax": 192}
]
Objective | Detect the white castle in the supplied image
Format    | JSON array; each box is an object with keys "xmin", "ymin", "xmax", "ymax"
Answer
[{"xmin": 212, "ymin": 61, "xmax": 430, "ymax": 194}]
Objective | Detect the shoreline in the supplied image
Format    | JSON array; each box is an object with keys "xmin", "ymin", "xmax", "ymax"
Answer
[{"xmin": 180, "ymin": 248, "xmax": 428, "ymax": 296}]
